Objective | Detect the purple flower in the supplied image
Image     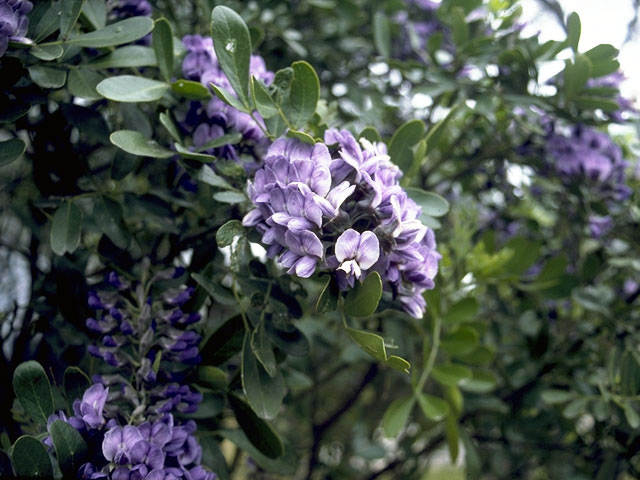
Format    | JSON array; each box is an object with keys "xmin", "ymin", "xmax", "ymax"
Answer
[
  {"xmin": 334, "ymin": 229, "xmax": 380, "ymax": 286},
  {"xmin": 108, "ymin": 0, "xmax": 152, "ymax": 19},
  {"xmin": 587, "ymin": 71, "xmax": 636, "ymax": 122},
  {"xmin": 588, "ymin": 215, "xmax": 613, "ymax": 238},
  {"xmin": 0, "ymin": 0, "xmax": 32, "ymax": 57},
  {"xmin": 72, "ymin": 383, "xmax": 109, "ymax": 429},
  {"xmin": 102, "ymin": 425, "xmax": 145, "ymax": 465}
]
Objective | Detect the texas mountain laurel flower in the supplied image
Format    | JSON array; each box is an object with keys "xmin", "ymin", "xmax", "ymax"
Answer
[
  {"xmin": 243, "ymin": 130, "xmax": 441, "ymax": 318},
  {"xmin": 42, "ymin": 270, "xmax": 216, "ymax": 479},
  {"xmin": 0, "ymin": 0, "xmax": 33, "ymax": 57}
]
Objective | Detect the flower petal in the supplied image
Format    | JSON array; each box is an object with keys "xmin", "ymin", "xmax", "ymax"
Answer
[
  {"xmin": 356, "ymin": 231, "xmax": 380, "ymax": 270},
  {"xmin": 335, "ymin": 229, "xmax": 360, "ymax": 263}
]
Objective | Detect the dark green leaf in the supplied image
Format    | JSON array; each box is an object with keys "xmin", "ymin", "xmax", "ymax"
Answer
[
  {"xmin": 0, "ymin": 138, "xmax": 26, "ymax": 168},
  {"xmin": 451, "ymin": 7, "xmax": 469, "ymax": 45},
  {"xmin": 264, "ymin": 323, "xmax": 309, "ymax": 356},
  {"xmin": 358, "ymin": 126, "xmax": 381, "ymax": 143},
  {"xmin": 382, "ymin": 395, "xmax": 414, "ymax": 437},
  {"xmin": 345, "ymin": 327, "xmax": 411, "ymax": 373},
  {"xmin": 63, "ymin": 367, "xmax": 90, "ymax": 411},
  {"xmin": 251, "ymin": 322, "xmax": 277, "ymax": 377},
  {"xmin": 159, "ymin": 111, "xmax": 182, "ymax": 143},
  {"xmin": 81, "ymin": 0, "xmax": 106, "ymax": 30},
  {"xmin": 251, "ymin": 76, "xmax": 278, "ymax": 119},
  {"xmin": 624, "ymin": 402, "xmax": 640, "ymax": 428},
  {"xmin": 174, "ymin": 143, "xmax": 217, "ymax": 162},
  {"xmin": 152, "ymin": 18, "xmax": 174, "ymax": 82},
  {"xmin": 197, "ymin": 366, "xmax": 227, "ymax": 391},
  {"xmin": 11, "ymin": 436, "xmax": 53, "ymax": 478},
  {"xmin": 171, "ymin": 79, "xmax": 211, "ymax": 100},
  {"xmin": 316, "ymin": 276, "xmax": 338, "ymax": 313},
  {"xmin": 60, "ymin": 103, "xmax": 110, "ymax": 144},
  {"xmin": 216, "ymin": 220, "xmax": 244, "ymax": 247},
  {"xmin": 286, "ymin": 61, "xmax": 320, "ymax": 129},
  {"xmin": 200, "ymin": 437, "xmax": 230, "ymax": 480},
  {"xmin": 50, "ymin": 201, "xmax": 83, "ymax": 256},
  {"xmin": 441, "ymin": 327, "xmax": 479, "ymax": 356},
  {"xmin": 210, "ymin": 83, "xmax": 249, "ymax": 112},
  {"xmin": 584, "ymin": 43, "xmax": 618, "ymax": 62},
  {"xmin": 443, "ymin": 297, "xmax": 478, "ymax": 324},
  {"xmin": 192, "ymin": 272, "xmax": 236, "ymax": 306},
  {"xmin": 50, "ymin": 420, "xmax": 88, "ymax": 475},
  {"xmin": 110, "ymin": 130, "xmax": 173, "ymax": 158},
  {"xmin": 286, "ymin": 129, "xmax": 315, "ymax": 145},
  {"xmin": 67, "ymin": 69, "xmax": 104, "ymax": 100},
  {"xmin": 65, "ymin": 16, "xmax": 153, "ymax": 48},
  {"xmin": 566, "ymin": 12, "xmax": 581, "ymax": 52},
  {"xmin": 344, "ymin": 271, "xmax": 382, "ymax": 317},
  {"xmin": 541, "ymin": 389, "xmax": 575, "ymax": 405},
  {"xmin": 28, "ymin": 65, "xmax": 67, "ymax": 89},
  {"xmin": 388, "ymin": 119, "xmax": 425, "ymax": 174},
  {"xmin": 432, "ymin": 363, "xmax": 472, "ymax": 387},
  {"xmin": 241, "ymin": 334, "xmax": 286, "ymax": 420},
  {"xmin": 200, "ymin": 316, "xmax": 245, "ymax": 365},
  {"xmin": 97, "ymin": 75, "xmax": 169, "ymax": 102},
  {"xmin": 445, "ymin": 416, "xmax": 459, "ymax": 462},
  {"xmin": 12, "ymin": 361, "xmax": 54, "ymax": 424},
  {"xmin": 196, "ymin": 132, "xmax": 243, "ymax": 152},
  {"xmin": 60, "ymin": 0, "xmax": 86, "ymax": 39},
  {"xmin": 210, "ymin": 6, "xmax": 252, "ymax": 107},
  {"xmin": 30, "ymin": 44, "xmax": 64, "ymax": 61},
  {"xmin": 405, "ymin": 187, "xmax": 449, "ymax": 218},
  {"xmin": 562, "ymin": 397, "xmax": 589, "ymax": 419},
  {"xmin": 460, "ymin": 369, "xmax": 498, "ymax": 394},
  {"xmin": 416, "ymin": 393, "xmax": 450, "ymax": 421},
  {"xmin": 220, "ymin": 429, "xmax": 297, "ymax": 473},
  {"xmin": 621, "ymin": 350, "xmax": 640, "ymax": 396},
  {"xmin": 93, "ymin": 196, "xmax": 131, "ymax": 249},
  {"xmin": 372, "ymin": 11, "xmax": 391, "ymax": 58},
  {"xmin": 87, "ymin": 46, "xmax": 157, "ymax": 69}
]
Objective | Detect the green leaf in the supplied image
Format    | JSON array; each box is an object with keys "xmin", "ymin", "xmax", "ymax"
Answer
[
  {"xmin": 159, "ymin": 112, "xmax": 182, "ymax": 143},
  {"xmin": 174, "ymin": 143, "xmax": 217, "ymax": 162},
  {"xmin": 0, "ymin": 138, "xmax": 26, "ymax": 168},
  {"xmin": 216, "ymin": 220, "xmax": 244, "ymax": 247},
  {"xmin": 191, "ymin": 272, "xmax": 236, "ymax": 306},
  {"xmin": 97, "ymin": 75, "xmax": 169, "ymax": 102},
  {"xmin": 286, "ymin": 129, "xmax": 315, "ymax": 145},
  {"xmin": 541, "ymin": 389, "xmax": 575, "ymax": 405},
  {"xmin": 562, "ymin": 397, "xmax": 589, "ymax": 419},
  {"xmin": 566, "ymin": 12, "xmax": 581, "ymax": 52},
  {"xmin": 63, "ymin": 367, "xmax": 90, "ymax": 411},
  {"xmin": 372, "ymin": 11, "xmax": 391, "ymax": 58},
  {"xmin": 445, "ymin": 416, "xmax": 460, "ymax": 463},
  {"xmin": 345, "ymin": 327, "xmax": 411, "ymax": 374},
  {"xmin": 405, "ymin": 187, "xmax": 449, "ymax": 218},
  {"xmin": 30, "ymin": 44, "xmax": 64, "ymax": 61},
  {"xmin": 388, "ymin": 119, "xmax": 425, "ymax": 174},
  {"xmin": 213, "ymin": 191, "xmax": 247, "ymax": 204},
  {"xmin": 424, "ymin": 103, "xmax": 462, "ymax": 155},
  {"xmin": 451, "ymin": 7, "xmax": 469, "ymax": 46},
  {"xmin": 152, "ymin": 18, "xmax": 174, "ymax": 82},
  {"xmin": 440, "ymin": 326, "xmax": 479, "ymax": 356},
  {"xmin": 220, "ymin": 429, "xmax": 296, "ymax": 474},
  {"xmin": 171, "ymin": 79, "xmax": 211, "ymax": 100},
  {"xmin": 344, "ymin": 271, "xmax": 382, "ymax": 317},
  {"xmin": 442, "ymin": 298, "xmax": 478, "ymax": 324},
  {"xmin": 50, "ymin": 420, "xmax": 88, "ymax": 476},
  {"xmin": 241, "ymin": 334, "xmax": 286, "ymax": 420},
  {"xmin": 564, "ymin": 55, "xmax": 591, "ymax": 99},
  {"xmin": 81, "ymin": 0, "xmax": 106, "ymax": 30},
  {"xmin": 110, "ymin": 130, "xmax": 173, "ymax": 158},
  {"xmin": 67, "ymin": 69, "xmax": 104, "ymax": 100},
  {"xmin": 11, "ymin": 436, "xmax": 53, "ymax": 478},
  {"xmin": 210, "ymin": 83, "xmax": 250, "ymax": 112},
  {"xmin": 251, "ymin": 76, "xmax": 278, "ymax": 119},
  {"xmin": 50, "ymin": 201, "xmax": 83, "ymax": 256},
  {"xmin": 197, "ymin": 366, "xmax": 227, "ymax": 391},
  {"xmin": 358, "ymin": 126, "xmax": 382, "ymax": 143},
  {"xmin": 460, "ymin": 369, "xmax": 498, "ymax": 394},
  {"xmin": 432, "ymin": 363, "xmax": 472, "ymax": 387},
  {"xmin": 584, "ymin": 43, "xmax": 618, "ymax": 62},
  {"xmin": 198, "ymin": 165, "xmax": 232, "ymax": 189},
  {"xmin": 624, "ymin": 402, "xmax": 640, "ymax": 428},
  {"xmin": 93, "ymin": 196, "xmax": 131, "ymax": 249},
  {"xmin": 574, "ymin": 96, "xmax": 620, "ymax": 112},
  {"xmin": 621, "ymin": 350, "xmax": 640, "ymax": 396},
  {"xmin": 286, "ymin": 61, "xmax": 320, "ymax": 129},
  {"xmin": 28, "ymin": 65, "xmax": 67, "ymax": 89},
  {"xmin": 12, "ymin": 361, "xmax": 54, "ymax": 424},
  {"xmin": 210, "ymin": 5, "xmax": 252, "ymax": 108},
  {"xmin": 197, "ymin": 132, "xmax": 243, "ymax": 152},
  {"xmin": 87, "ymin": 46, "xmax": 157, "ymax": 69},
  {"xmin": 200, "ymin": 436, "xmax": 230, "ymax": 480},
  {"xmin": 60, "ymin": 0, "xmax": 86, "ymax": 39},
  {"xmin": 65, "ymin": 16, "xmax": 154, "ymax": 47},
  {"xmin": 251, "ymin": 322, "xmax": 277, "ymax": 377},
  {"xmin": 382, "ymin": 395, "xmax": 415, "ymax": 437},
  {"xmin": 316, "ymin": 276, "xmax": 338, "ymax": 313},
  {"xmin": 416, "ymin": 393, "xmax": 450, "ymax": 421}
]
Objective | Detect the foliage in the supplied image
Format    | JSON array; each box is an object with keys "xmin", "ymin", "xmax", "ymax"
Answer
[{"xmin": 1, "ymin": 0, "xmax": 639, "ymax": 479}]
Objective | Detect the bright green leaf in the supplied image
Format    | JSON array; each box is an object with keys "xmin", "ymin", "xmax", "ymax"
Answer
[
  {"xmin": 443, "ymin": 298, "xmax": 478, "ymax": 324},
  {"xmin": 405, "ymin": 187, "xmax": 450, "ymax": 218},
  {"xmin": 416, "ymin": 393, "xmax": 450, "ymax": 421},
  {"xmin": 210, "ymin": 83, "xmax": 250, "ymax": 112},
  {"xmin": 388, "ymin": 119, "xmax": 426, "ymax": 174},
  {"xmin": 441, "ymin": 327, "xmax": 479, "ymax": 356},
  {"xmin": 564, "ymin": 55, "xmax": 591, "ymax": 99},
  {"xmin": 460, "ymin": 369, "xmax": 498, "ymax": 394},
  {"xmin": 198, "ymin": 165, "xmax": 232, "ymax": 189},
  {"xmin": 566, "ymin": 12, "xmax": 581, "ymax": 52},
  {"xmin": 432, "ymin": 363, "xmax": 472, "ymax": 387},
  {"xmin": 373, "ymin": 11, "xmax": 391, "ymax": 58},
  {"xmin": 171, "ymin": 79, "xmax": 211, "ymax": 100},
  {"xmin": 286, "ymin": 61, "xmax": 320, "ymax": 129}
]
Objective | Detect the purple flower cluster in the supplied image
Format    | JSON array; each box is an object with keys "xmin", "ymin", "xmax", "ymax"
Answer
[
  {"xmin": 546, "ymin": 126, "xmax": 631, "ymax": 201},
  {"xmin": 46, "ymin": 384, "xmax": 214, "ymax": 480},
  {"xmin": 179, "ymin": 34, "xmax": 274, "ymax": 164},
  {"xmin": 86, "ymin": 271, "xmax": 203, "ymax": 416},
  {"xmin": 243, "ymin": 131, "xmax": 441, "ymax": 318},
  {"xmin": 0, "ymin": 0, "xmax": 32, "ymax": 57},
  {"xmin": 587, "ymin": 71, "xmax": 636, "ymax": 122},
  {"xmin": 108, "ymin": 0, "xmax": 152, "ymax": 19}
]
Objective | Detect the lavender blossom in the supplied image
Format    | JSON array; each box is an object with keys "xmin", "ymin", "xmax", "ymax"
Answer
[
  {"xmin": 72, "ymin": 383, "xmax": 109, "ymax": 429},
  {"xmin": 243, "ymin": 131, "xmax": 440, "ymax": 318},
  {"xmin": 587, "ymin": 71, "xmax": 636, "ymax": 122},
  {"xmin": 0, "ymin": 0, "xmax": 33, "ymax": 57},
  {"xmin": 108, "ymin": 0, "xmax": 152, "ymax": 19},
  {"xmin": 588, "ymin": 215, "xmax": 613, "ymax": 238}
]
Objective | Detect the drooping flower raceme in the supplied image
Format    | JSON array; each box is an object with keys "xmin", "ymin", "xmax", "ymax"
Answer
[
  {"xmin": 0, "ymin": 0, "xmax": 33, "ymax": 57},
  {"xmin": 243, "ymin": 131, "xmax": 441, "ymax": 318}
]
